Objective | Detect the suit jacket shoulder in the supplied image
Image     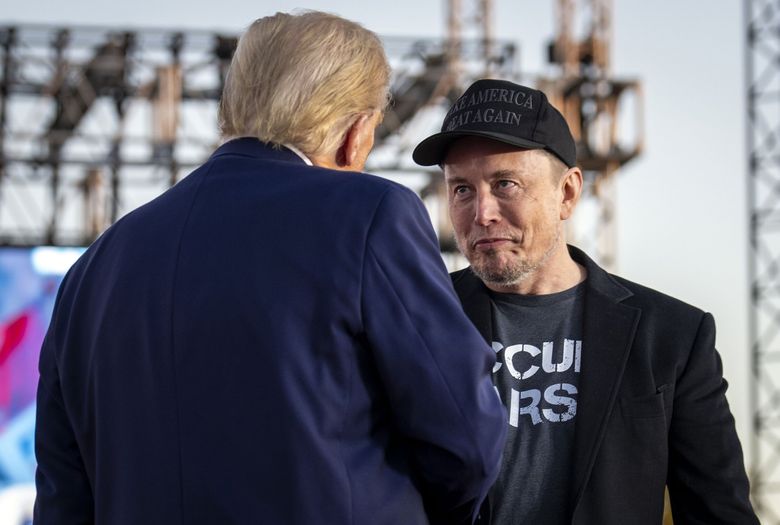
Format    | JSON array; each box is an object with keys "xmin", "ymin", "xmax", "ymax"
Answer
[{"xmin": 612, "ymin": 273, "xmax": 704, "ymax": 323}]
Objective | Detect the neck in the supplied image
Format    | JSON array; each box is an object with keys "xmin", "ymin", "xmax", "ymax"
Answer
[
  {"xmin": 485, "ymin": 243, "xmax": 587, "ymax": 296},
  {"xmin": 309, "ymin": 154, "xmax": 363, "ymax": 172}
]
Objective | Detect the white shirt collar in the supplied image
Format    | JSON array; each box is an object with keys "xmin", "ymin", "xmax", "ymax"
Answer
[{"xmin": 283, "ymin": 143, "xmax": 313, "ymax": 166}]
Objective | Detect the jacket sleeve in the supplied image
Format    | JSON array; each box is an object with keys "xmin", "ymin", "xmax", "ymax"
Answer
[
  {"xmin": 667, "ymin": 312, "xmax": 759, "ymax": 524},
  {"xmin": 34, "ymin": 278, "xmax": 95, "ymax": 524},
  {"xmin": 360, "ymin": 185, "xmax": 507, "ymax": 525}
]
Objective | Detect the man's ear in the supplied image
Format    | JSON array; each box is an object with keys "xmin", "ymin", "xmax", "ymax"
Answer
[
  {"xmin": 560, "ymin": 167, "xmax": 583, "ymax": 221},
  {"xmin": 335, "ymin": 113, "xmax": 372, "ymax": 168}
]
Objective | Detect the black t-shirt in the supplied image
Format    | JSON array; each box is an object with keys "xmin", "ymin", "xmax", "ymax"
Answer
[{"xmin": 488, "ymin": 282, "xmax": 586, "ymax": 525}]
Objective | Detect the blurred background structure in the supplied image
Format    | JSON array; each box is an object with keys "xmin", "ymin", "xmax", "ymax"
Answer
[
  {"xmin": 0, "ymin": 0, "xmax": 642, "ymax": 262},
  {"xmin": 0, "ymin": 0, "xmax": 773, "ymax": 523},
  {"xmin": 746, "ymin": 0, "xmax": 780, "ymax": 520}
]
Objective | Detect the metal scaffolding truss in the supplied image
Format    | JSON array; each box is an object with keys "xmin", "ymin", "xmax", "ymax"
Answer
[
  {"xmin": 0, "ymin": 6, "xmax": 641, "ymax": 271},
  {"xmin": 543, "ymin": 0, "xmax": 643, "ymax": 271},
  {"xmin": 0, "ymin": 25, "xmax": 235, "ymax": 245},
  {"xmin": 746, "ymin": 0, "xmax": 780, "ymax": 522},
  {"xmin": 0, "ymin": 23, "xmax": 516, "ymax": 247}
]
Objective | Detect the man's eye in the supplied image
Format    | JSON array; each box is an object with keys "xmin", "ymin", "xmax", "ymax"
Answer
[
  {"xmin": 454, "ymin": 186, "xmax": 470, "ymax": 196},
  {"xmin": 496, "ymin": 180, "xmax": 516, "ymax": 190}
]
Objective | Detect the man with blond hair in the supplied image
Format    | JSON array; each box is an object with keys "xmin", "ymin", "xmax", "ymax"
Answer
[{"xmin": 34, "ymin": 12, "xmax": 506, "ymax": 525}]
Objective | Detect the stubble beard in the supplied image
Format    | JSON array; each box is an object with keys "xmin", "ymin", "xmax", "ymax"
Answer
[{"xmin": 457, "ymin": 227, "xmax": 562, "ymax": 288}]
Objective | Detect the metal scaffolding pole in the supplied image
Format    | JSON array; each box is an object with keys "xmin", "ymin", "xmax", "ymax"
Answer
[
  {"xmin": 543, "ymin": 0, "xmax": 642, "ymax": 271},
  {"xmin": 746, "ymin": 0, "xmax": 780, "ymax": 522}
]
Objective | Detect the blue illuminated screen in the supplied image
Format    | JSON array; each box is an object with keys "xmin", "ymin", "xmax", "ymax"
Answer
[{"xmin": 0, "ymin": 246, "xmax": 84, "ymax": 491}]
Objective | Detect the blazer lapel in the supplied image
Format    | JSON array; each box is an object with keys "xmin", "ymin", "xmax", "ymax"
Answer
[
  {"xmin": 568, "ymin": 246, "xmax": 642, "ymax": 512},
  {"xmin": 451, "ymin": 269, "xmax": 493, "ymax": 343}
]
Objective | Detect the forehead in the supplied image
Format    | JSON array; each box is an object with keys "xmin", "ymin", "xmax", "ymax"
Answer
[{"xmin": 442, "ymin": 137, "xmax": 547, "ymax": 180}]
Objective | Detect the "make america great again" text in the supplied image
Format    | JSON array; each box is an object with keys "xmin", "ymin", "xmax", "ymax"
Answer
[{"xmin": 444, "ymin": 87, "xmax": 536, "ymax": 131}]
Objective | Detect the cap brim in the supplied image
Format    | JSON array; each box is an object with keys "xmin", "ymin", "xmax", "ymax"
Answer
[{"xmin": 412, "ymin": 130, "xmax": 547, "ymax": 166}]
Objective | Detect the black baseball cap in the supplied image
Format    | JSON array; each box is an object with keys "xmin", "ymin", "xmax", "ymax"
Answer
[{"xmin": 412, "ymin": 79, "xmax": 577, "ymax": 168}]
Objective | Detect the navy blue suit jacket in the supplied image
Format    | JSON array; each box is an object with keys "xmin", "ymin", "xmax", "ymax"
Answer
[{"xmin": 34, "ymin": 138, "xmax": 507, "ymax": 524}]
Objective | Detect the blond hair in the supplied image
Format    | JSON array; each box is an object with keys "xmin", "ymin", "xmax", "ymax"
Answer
[{"xmin": 218, "ymin": 11, "xmax": 390, "ymax": 158}]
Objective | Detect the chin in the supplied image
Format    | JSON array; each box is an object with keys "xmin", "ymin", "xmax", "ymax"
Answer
[
  {"xmin": 471, "ymin": 251, "xmax": 516, "ymax": 269},
  {"xmin": 471, "ymin": 265, "xmax": 527, "ymax": 288},
  {"xmin": 470, "ymin": 252, "xmax": 540, "ymax": 285}
]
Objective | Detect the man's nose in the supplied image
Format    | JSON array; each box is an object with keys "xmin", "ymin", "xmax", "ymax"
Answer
[{"xmin": 474, "ymin": 192, "xmax": 501, "ymax": 226}]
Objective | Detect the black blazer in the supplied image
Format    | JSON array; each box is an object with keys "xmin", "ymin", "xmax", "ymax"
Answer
[{"xmin": 453, "ymin": 245, "xmax": 758, "ymax": 525}]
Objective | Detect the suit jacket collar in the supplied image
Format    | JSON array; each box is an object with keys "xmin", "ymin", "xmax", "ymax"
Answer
[
  {"xmin": 211, "ymin": 137, "xmax": 308, "ymax": 165},
  {"xmin": 450, "ymin": 245, "xmax": 642, "ymax": 515},
  {"xmin": 567, "ymin": 245, "xmax": 632, "ymax": 302},
  {"xmin": 450, "ymin": 266, "xmax": 493, "ymax": 343}
]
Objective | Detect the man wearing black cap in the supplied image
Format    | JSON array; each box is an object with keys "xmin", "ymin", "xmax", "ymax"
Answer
[{"xmin": 413, "ymin": 79, "xmax": 758, "ymax": 525}]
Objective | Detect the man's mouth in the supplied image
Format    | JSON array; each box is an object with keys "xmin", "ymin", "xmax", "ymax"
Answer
[{"xmin": 472, "ymin": 238, "xmax": 513, "ymax": 250}]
